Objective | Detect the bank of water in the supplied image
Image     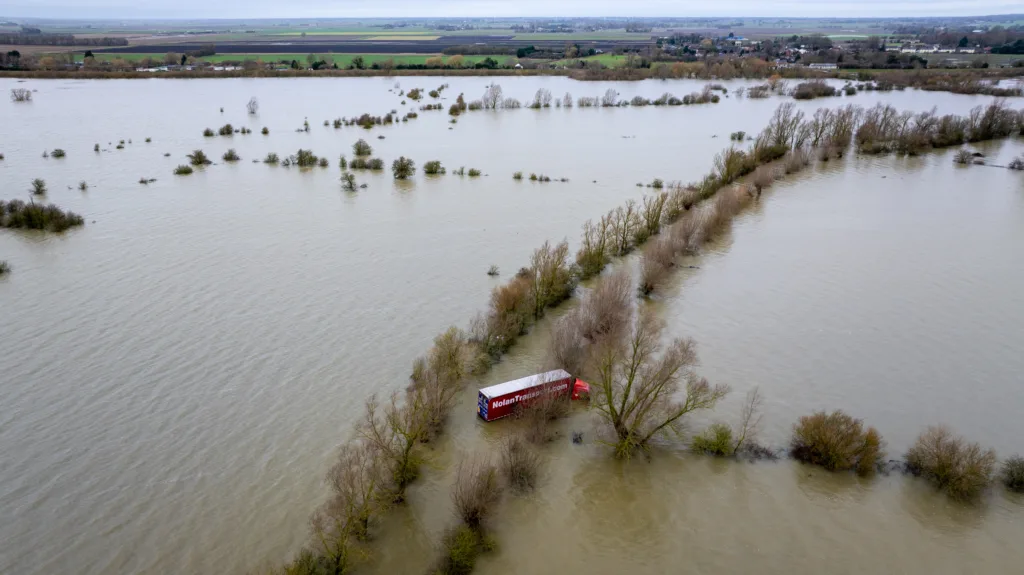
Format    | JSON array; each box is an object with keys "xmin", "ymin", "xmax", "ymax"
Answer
[{"xmin": 0, "ymin": 76, "xmax": 1020, "ymax": 574}]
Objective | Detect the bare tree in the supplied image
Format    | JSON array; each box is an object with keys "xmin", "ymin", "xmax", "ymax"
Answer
[
  {"xmin": 246, "ymin": 97, "xmax": 259, "ymax": 115},
  {"xmin": 762, "ymin": 102, "xmax": 805, "ymax": 150},
  {"xmin": 562, "ymin": 92, "xmax": 573, "ymax": 108},
  {"xmin": 482, "ymin": 84, "xmax": 504, "ymax": 109},
  {"xmin": 527, "ymin": 240, "xmax": 576, "ymax": 319},
  {"xmin": 591, "ymin": 309, "xmax": 729, "ymax": 458},
  {"xmin": 409, "ymin": 327, "xmax": 478, "ymax": 439},
  {"xmin": 548, "ymin": 269, "xmax": 633, "ymax": 375},
  {"xmin": 308, "ymin": 507, "xmax": 361, "ymax": 575},
  {"xmin": 358, "ymin": 393, "xmax": 425, "ymax": 502},
  {"xmin": 451, "ymin": 455, "xmax": 502, "ymax": 528},
  {"xmin": 601, "ymin": 88, "xmax": 618, "ymax": 107},
  {"xmin": 324, "ymin": 442, "xmax": 389, "ymax": 541},
  {"xmin": 732, "ymin": 387, "xmax": 763, "ymax": 454},
  {"xmin": 609, "ymin": 201, "xmax": 640, "ymax": 256},
  {"xmin": 500, "ymin": 434, "xmax": 541, "ymax": 492}
]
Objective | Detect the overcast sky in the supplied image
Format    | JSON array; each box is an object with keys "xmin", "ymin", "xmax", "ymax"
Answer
[{"xmin": 3, "ymin": 0, "xmax": 1020, "ymax": 19}]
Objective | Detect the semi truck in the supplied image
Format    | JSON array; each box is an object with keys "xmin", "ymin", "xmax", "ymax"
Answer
[{"xmin": 477, "ymin": 369, "xmax": 590, "ymax": 422}]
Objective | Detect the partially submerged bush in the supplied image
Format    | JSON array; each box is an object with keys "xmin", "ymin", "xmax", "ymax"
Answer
[
  {"xmin": 263, "ymin": 152, "xmax": 279, "ymax": 164},
  {"xmin": 341, "ymin": 172, "xmax": 357, "ymax": 192},
  {"xmin": 51, "ymin": 148, "xmax": 66, "ymax": 158},
  {"xmin": 500, "ymin": 435, "xmax": 541, "ymax": 492},
  {"xmin": 78, "ymin": 181, "xmax": 88, "ymax": 191},
  {"xmin": 187, "ymin": 149, "xmax": 211, "ymax": 165},
  {"xmin": 218, "ymin": 123, "xmax": 234, "ymax": 136},
  {"xmin": 905, "ymin": 425, "xmax": 996, "ymax": 500},
  {"xmin": 1008, "ymin": 157, "xmax": 1024, "ymax": 171},
  {"xmin": 512, "ymin": 171, "xmax": 523, "ymax": 180},
  {"xmin": 30, "ymin": 178, "xmax": 47, "ymax": 195},
  {"xmin": 318, "ymin": 157, "xmax": 329, "ymax": 168},
  {"xmin": 353, "ymin": 139, "xmax": 373, "ymax": 157},
  {"xmin": 790, "ymin": 411, "xmax": 885, "ymax": 476},
  {"xmin": 174, "ymin": 164, "xmax": 194, "ymax": 175},
  {"xmin": 1001, "ymin": 456, "xmax": 1024, "ymax": 493},
  {"xmin": 792, "ymin": 80, "xmax": 837, "ymax": 100},
  {"xmin": 451, "ymin": 457, "xmax": 501, "ymax": 529},
  {"xmin": 350, "ymin": 157, "xmax": 384, "ymax": 170},
  {"xmin": 953, "ymin": 149, "xmax": 973, "ymax": 164},
  {"xmin": 0, "ymin": 260, "xmax": 9, "ymax": 275},
  {"xmin": 10, "ymin": 88, "xmax": 32, "ymax": 102},
  {"xmin": 433, "ymin": 524, "xmax": 491, "ymax": 575},
  {"xmin": 692, "ymin": 423, "xmax": 735, "ymax": 456},
  {"xmin": 261, "ymin": 126, "xmax": 269, "ymax": 135},
  {"xmin": 295, "ymin": 149, "xmax": 319, "ymax": 167},
  {"xmin": 424, "ymin": 160, "xmax": 445, "ymax": 175},
  {"xmin": 203, "ymin": 128, "xmax": 215, "ymax": 137},
  {"xmin": 1, "ymin": 199, "xmax": 84, "ymax": 232},
  {"xmin": 467, "ymin": 168, "xmax": 481, "ymax": 177},
  {"xmin": 222, "ymin": 148, "xmax": 240, "ymax": 162},
  {"xmin": 392, "ymin": 156, "xmax": 416, "ymax": 179}
]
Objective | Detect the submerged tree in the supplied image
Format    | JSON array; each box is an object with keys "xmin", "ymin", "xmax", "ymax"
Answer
[
  {"xmin": 392, "ymin": 156, "xmax": 415, "ymax": 179},
  {"xmin": 590, "ymin": 309, "xmax": 729, "ymax": 458},
  {"xmin": 246, "ymin": 96, "xmax": 259, "ymax": 115}
]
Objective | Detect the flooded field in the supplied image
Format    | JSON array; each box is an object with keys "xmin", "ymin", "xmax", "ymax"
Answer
[{"xmin": 1, "ymin": 76, "xmax": 1022, "ymax": 574}]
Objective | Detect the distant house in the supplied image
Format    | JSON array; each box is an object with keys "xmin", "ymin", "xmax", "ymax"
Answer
[{"xmin": 807, "ymin": 62, "xmax": 838, "ymax": 70}]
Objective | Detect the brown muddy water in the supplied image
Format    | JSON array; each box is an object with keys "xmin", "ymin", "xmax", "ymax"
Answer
[{"xmin": 1, "ymin": 77, "xmax": 1022, "ymax": 574}]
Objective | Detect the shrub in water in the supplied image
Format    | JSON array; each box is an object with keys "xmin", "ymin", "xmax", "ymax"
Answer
[
  {"xmin": 953, "ymin": 149, "xmax": 973, "ymax": 164},
  {"xmin": 1, "ymin": 199, "xmax": 84, "ymax": 232},
  {"xmin": 468, "ymin": 169, "xmax": 481, "ymax": 177},
  {"xmin": 791, "ymin": 411, "xmax": 885, "ymax": 476},
  {"xmin": 174, "ymin": 164, "xmax": 194, "ymax": 175},
  {"xmin": 218, "ymin": 124, "xmax": 233, "ymax": 136},
  {"xmin": 341, "ymin": 172, "xmax": 357, "ymax": 192},
  {"xmin": 692, "ymin": 423, "xmax": 735, "ymax": 456},
  {"xmin": 261, "ymin": 127, "xmax": 269, "ymax": 135},
  {"xmin": 905, "ymin": 425, "xmax": 996, "ymax": 500},
  {"xmin": 222, "ymin": 149, "xmax": 240, "ymax": 162},
  {"xmin": 434, "ymin": 524, "xmax": 485, "ymax": 575},
  {"xmin": 10, "ymin": 88, "xmax": 32, "ymax": 102},
  {"xmin": 424, "ymin": 160, "xmax": 445, "ymax": 175},
  {"xmin": 263, "ymin": 153, "xmax": 279, "ymax": 164},
  {"xmin": 30, "ymin": 178, "xmax": 46, "ymax": 195},
  {"xmin": 51, "ymin": 149, "xmax": 66, "ymax": 158},
  {"xmin": 1001, "ymin": 456, "xmax": 1024, "ymax": 493},
  {"xmin": 500, "ymin": 435, "xmax": 540, "ymax": 492},
  {"xmin": 451, "ymin": 458, "xmax": 501, "ymax": 528},
  {"xmin": 295, "ymin": 149, "xmax": 319, "ymax": 167},
  {"xmin": 392, "ymin": 156, "xmax": 416, "ymax": 179},
  {"xmin": 353, "ymin": 139, "xmax": 373, "ymax": 157},
  {"xmin": 368, "ymin": 158, "xmax": 384, "ymax": 170},
  {"xmin": 513, "ymin": 171, "xmax": 523, "ymax": 180},
  {"xmin": 0, "ymin": 260, "xmax": 9, "ymax": 275},
  {"xmin": 78, "ymin": 181, "xmax": 88, "ymax": 191},
  {"xmin": 187, "ymin": 150, "xmax": 211, "ymax": 165}
]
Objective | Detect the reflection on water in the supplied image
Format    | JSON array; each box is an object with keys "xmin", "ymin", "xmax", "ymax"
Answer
[{"xmin": 1, "ymin": 77, "xmax": 1022, "ymax": 574}]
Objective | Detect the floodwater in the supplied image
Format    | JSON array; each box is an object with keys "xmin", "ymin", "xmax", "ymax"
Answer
[{"xmin": 1, "ymin": 76, "xmax": 1022, "ymax": 574}]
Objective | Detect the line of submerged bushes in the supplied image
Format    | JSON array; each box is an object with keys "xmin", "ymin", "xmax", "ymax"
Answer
[
  {"xmin": 275, "ymin": 96, "xmax": 1024, "ymax": 574},
  {"xmin": 0, "ymin": 199, "xmax": 84, "ymax": 232},
  {"xmin": 270, "ymin": 102, "xmax": 841, "ymax": 574}
]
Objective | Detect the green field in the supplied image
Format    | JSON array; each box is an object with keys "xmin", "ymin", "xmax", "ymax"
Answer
[
  {"xmin": 81, "ymin": 52, "xmax": 513, "ymax": 67},
  {"xmin": 549, "ymin": 54, "xmax": 628, "ymax": 67}
]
